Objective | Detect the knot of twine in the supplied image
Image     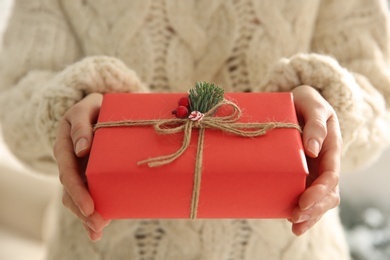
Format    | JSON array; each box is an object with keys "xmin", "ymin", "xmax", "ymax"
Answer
[{"xmin": 94, "ymin": 99, "xmax": 302, "ymax": 219}]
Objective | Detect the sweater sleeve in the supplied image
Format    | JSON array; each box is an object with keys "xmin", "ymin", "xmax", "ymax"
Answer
[
  {"xmin": 0, "ymin": 0, "xmax": 148, "ymax": 175},
  {"xmin": 260, "ymin": 0, "xmax": 390, "ymax": 173}
]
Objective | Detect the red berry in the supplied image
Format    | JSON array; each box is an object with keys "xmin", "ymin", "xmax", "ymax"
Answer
[
  {"xmin": 172, "ymin": 106, "xmax": 189, "ymax": 118},
  {"xmin": 178, "ymin": 96, "xmax": 190, "ymax": 109}
]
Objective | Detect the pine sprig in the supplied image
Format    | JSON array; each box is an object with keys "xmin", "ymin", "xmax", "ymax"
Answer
[{"xmin": 189, "ymin": 82, "xmax": 224, "ymax": 113}]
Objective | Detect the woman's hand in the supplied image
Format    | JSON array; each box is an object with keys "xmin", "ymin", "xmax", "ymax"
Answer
[
  {"xmin": 54, "ymin": 93, "xmax": 110, "ymax": 241},
  {"xmin": 289, "ymin": 85, "xmax": 342, "ymax": 236}
]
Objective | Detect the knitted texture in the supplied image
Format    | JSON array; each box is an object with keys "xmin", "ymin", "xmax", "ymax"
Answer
[
  {"xmin": 1, "ymin": 0, "xmax": 390, "ymax": 259},
  {"xmin": 45, "ymin": 201, "xmax": 349, "ymax": 260}
]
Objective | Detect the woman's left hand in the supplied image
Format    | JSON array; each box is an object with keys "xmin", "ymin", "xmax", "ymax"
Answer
[{"xmin": 289, "ymin": 85, "xmax": 342, "ymax": 236}]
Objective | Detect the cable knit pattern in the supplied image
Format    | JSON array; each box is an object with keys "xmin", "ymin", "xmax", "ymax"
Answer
[{"xmin": 1, "ymin": 0, "xmax": 390, "ymax": 259}]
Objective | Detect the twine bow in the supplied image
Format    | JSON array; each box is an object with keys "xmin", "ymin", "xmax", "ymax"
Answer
[{"xmin": 94, "ymin": 99, "xmax": 302, "ymax": 219}]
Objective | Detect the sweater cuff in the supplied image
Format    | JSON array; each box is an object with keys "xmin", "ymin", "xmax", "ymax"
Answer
[
  {"xmin": 262, "ymin": 54, "xmax": 390, "ymax": 172},
  {"xmin": 36, "ymin": 56, "xmax": 148, "ymax": 150},
  {"xmin": 261, "ymin": 53, "xmax": 364, "ymax": 150},
  {"xmin": 261, "ymin": 54, "xmax": 373, "ymax": 168}
]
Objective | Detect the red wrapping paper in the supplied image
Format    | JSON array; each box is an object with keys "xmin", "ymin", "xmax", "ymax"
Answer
[{"xmin": 86, "ymin": 92, "xmax": 308, "ymax": 219}]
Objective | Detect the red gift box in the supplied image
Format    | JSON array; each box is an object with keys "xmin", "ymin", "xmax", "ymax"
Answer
[{"xmin": 86, "ymin": 92, "xmax": 308, "ymax": 219}]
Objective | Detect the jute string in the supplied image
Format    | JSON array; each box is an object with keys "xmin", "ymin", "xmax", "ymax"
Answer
[{"xmin": 94, "ymin": 99, "xmax": 302, "ymax": 219}]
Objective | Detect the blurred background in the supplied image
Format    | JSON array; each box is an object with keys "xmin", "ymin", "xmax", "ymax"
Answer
[{"xmin": 0, "ymin": 0, "xmax": 389, "ymax": 259}]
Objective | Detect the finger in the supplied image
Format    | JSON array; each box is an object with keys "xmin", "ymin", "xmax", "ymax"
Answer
[
  {"xmin": 293, "ymin": 87, "xmax": 333, "ymax": 158},
  {"xmin": 63, "ymin": 188, "xmax": 109, "ymax": 234},
  {"xmin": 62, "ymin": 187, "xmax": 87, "ymax": 220},
  {"xmin": 315, "ymin": 114, "xmax": 342, "ymax": 183},
  {"xmin": 54, "ymin": 119, "xmax": 94, "ymax": 217},
  {"xmin": 302, "ymin": 111, "xmax": 328, "ymax": 158},
  {"xmin": 82, "ymin": 217, "xmax": 110, "ymax": 241},
  {"xmin": 82, "ymin": 223, "xmax": 103, "ymax": 242},
  {"xmin": 297, "ymin": 115, "xmax": 342, "ymax": 211},
  {"xmin": 291, "ymin": 185, "xmax": 340, "ymax": 224},
  {"xmin": 65, "ymin": 93, "xmax": 103, "ymax": 157},
  {"xmin": 292, "ymin": 217, "xmax": 321, "ymax": 236}
]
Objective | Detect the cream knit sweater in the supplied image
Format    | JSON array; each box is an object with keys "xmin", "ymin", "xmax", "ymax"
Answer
[{"xmin": 1, "ymin": 0, "xmax": 390, "ymax": 259}]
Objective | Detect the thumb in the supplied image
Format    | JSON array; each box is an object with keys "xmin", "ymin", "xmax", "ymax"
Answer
[
  {"xmin": 292, "ymin": 86, "xmax": 333, "ymax": 158},
  {"xmin": 65, "ymin": 93, "xmax": 103, "ymax": 157},
  {"xmin": 302, "ymin": 116, "xmax": 327, "ymax": 158}
]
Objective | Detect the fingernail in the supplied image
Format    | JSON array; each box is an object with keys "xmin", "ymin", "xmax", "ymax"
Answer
[
  {"xmin": 307, "ymin": 139, "xmax": 320, "ymax": 157},
  {"xmin": 90, "ymin": 232, "xmax": 102, "ymax": 242},
  {"xmin": 75, "ymin": 138, "xmax": 88, "ymax": 155},
  {"xmin": 80, "ymin": 207, "xmax": 88, "ymax": 217},
  {"xmin": 85, "ymin": 220, "xmax": 96, "ymax": 232},
  {"xmin": 296, "ymin": 214, "xmax": 311, "ymax": 223},
  {"xmin": 301, "ymin": 202, "xmax": 315, "ymax": 211},
  {"xmin": 104, "ymin": 220, "xmax": 111, "ymax": 227},
  {"xmin": 77, "ymin": 203, "xmax": 89, "ymax": 217},
  {"xmin": 86, "ymin": 229, "xmax": 101, "ymax": 242}
]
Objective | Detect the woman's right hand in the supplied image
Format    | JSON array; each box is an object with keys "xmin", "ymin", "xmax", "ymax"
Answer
[{"xmin": 54, "ymin": 93, "xmax": 110, "ymax": 241}]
